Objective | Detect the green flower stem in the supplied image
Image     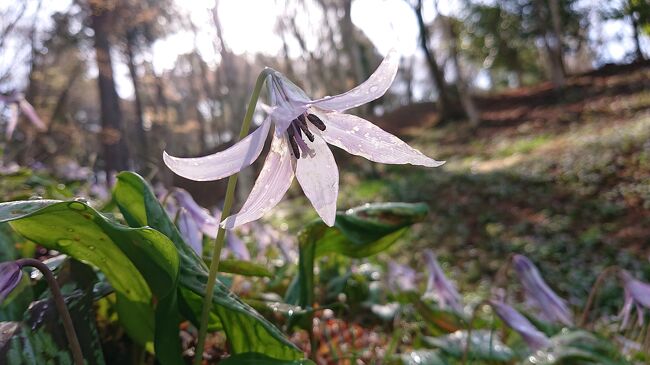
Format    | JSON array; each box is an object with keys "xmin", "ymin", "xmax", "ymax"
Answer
[
  {"xmin": 193, "ymin": 68, "xmax": 273, "ymax": 365},
  {"xmin": 16, "ymin": 258, "xmax": 84, "ymax": 365}
]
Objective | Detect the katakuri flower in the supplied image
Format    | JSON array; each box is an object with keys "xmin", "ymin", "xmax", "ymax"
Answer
[
  {"xmin": 165, "ymin": 187, "xmax": 250, "ymax": 259},
  {"xmin": 618, "ymin": 270, "xmax": 650, "ymax": 328},
  {"xmin": 512, "ymin": 254, "xmax": 573, "ymax": 326},
  {"xmin": 387, "ymin": 260, "xmax": 417, "ymax": 293},
  {"xmin": 423, "ymin": 249, "xmax": 463, "ymax": 313},
  {"xmin": 163, "ymin": 50, "xmax": 444, "ymax": 229},
  {"xmin": 0, "ymin": 261, "xmax": 23, "ymax": 304},
  {"xmin": 489, "ymin": 299, "xmax": 551, "ymax": 351},
  {"xmin": 0, "ymin": 92, "xmax": 45, "ymax": 139}
]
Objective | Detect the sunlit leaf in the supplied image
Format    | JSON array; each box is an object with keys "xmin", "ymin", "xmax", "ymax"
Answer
[
  {"xmin": 0, "ymin": 200, "xmax": 184, "ymax": 365},
  {"xmin": 219, "ymin": 352, "xmax": 316, "ymax": 365},
  {"xmin": 285, "ymin": 202, "xmax": 428, "ymax": 313},
  {"xmin": 423, "ymin": 330, "xmax": 513, "ymax": 362},
  {"xmin": 112, "ymin": 172, "xmax": 302, "ymax": 360}
]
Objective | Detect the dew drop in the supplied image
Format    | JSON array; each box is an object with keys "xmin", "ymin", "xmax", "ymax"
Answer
[
  {"xmin": 88, "ymin": 245, "xmax": 95, "ymax": 250},
  {"xmin": 68, "ymin": 201, "xmax": 86, "ymax": 211},
  {"xmin": 67, "ymin": 228, "xmax": 74, "ymax": 233},
  {"xmin": 57, "ymin": 239, "xmax": 74, "ymax": 247}
]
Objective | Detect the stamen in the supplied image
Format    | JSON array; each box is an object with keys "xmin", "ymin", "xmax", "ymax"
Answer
[
  {"xmin": 294, "ymin": 117, "xmax": 315, "ymax": 142},
  {"xmin": 307, "ymin": 114, "xmax": 326, "ymax": 131},
  {"xmin": 287, "ymin": 127, "xmax": 300, "ymax": 159}
]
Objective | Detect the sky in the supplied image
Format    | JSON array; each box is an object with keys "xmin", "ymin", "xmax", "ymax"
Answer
[{"xmin": 0, "ymin": 0, "xmax": 645, "ymax": 98}]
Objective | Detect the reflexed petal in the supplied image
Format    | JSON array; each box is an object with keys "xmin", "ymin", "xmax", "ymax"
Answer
[
  {"xmin": 423, "ymin": 250, "xmax": 462, "ymax": 313},
  {"xmin": 295, "ymin": 134, "xmax": 339, "ymax": 226},
  {"xmin": 6, "ymin": 103, "xmax": 18, "ymax": 139},
  {"xmin": 622, "ymin": 272, "xmax": 650, "ymax": 307},
  {"xmin": 177, "ymin": 208, "xmax": 203, "ymax": 255},
  {"xmin": 221, "ymin": 133, "xmax": 295, "ymax": 229},
  {"xmin": 320, "ymin": 112, "xmax": 444, "ymax": 167},
  {"xmin": 311, "ymin": 49, "xmax": 400, "ymax": 112},
  {"xmin": 172, "ymin": 188, "xmax": 220, "ymax": 237},
  {"xmin": 489, "ymin": 300, "xmax": 550, "ymax": 351},
  {"xmin": 388, "ymin": 261, "xmax": 417, "ymax": 292},
  {"xmin": 512, "ymin": 254, "xmax": 573, "ymax": 326},
  {"xmin": 163, "ymin": 117, "xmax": 272, "ymax": 181},
  {"xmin": 18, "ymin": 99, "xmax": 46, "ymax": 131},
  {"xmin": 0, "ymin": 261, "xmax": 22, "ymax": 304},
  {"xmin": 225, "ymin": 231, "xmax": 251, "ymax": 261}
]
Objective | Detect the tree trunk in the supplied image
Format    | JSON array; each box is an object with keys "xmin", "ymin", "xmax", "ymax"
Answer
[
  {"xmin": 91, "ymin": 5, "xmax": 130, "ymax": 178},
  {"xmin": 538, "ymin": 0, "xmax": 565, "ymax": 87},
  {"xmin": 632, "ymin": 13, "xmax": 645, "ymax": 61},
  {"xmin": 445, "ymin": 17, "xmax": 480, "ymax": 128},
  {"xmin": 412, "ymin": 0, "xmax": 457, "ymax": 120},
  {"xmin": 125, "ymin": 30, "xmax": 148, "ymax": 170},
  {"xmin": 341, "ymin": 0, "xmax": 366, "ymax": 86}
]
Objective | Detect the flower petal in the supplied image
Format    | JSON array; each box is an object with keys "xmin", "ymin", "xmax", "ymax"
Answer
[
  {"xmin": 177, "ymin": 208, "xmax": 203, "ymax": 255},
  {"xmin": 221, "ymin": 133, "xmax": 295, "ymax": 229},
  {"xmin": 295, "ymin": 134, "xmax": 339, "ymax": 226},
  {"xmin": 5, "ymin": 103, "xmax": 18, "ymax": 139},
  {"xmin": 489, "ymin": 300, "xmax": 550, "ymax": 351},
  {"xmin": 267, "ymin": 72, "xmax": 310, "ymax": 133},
  {"xmin": 0, "ymin": 261, "xmax": 22, "ymax": 304},
  {"xmin": 18, "ymin": 99, "xmax": 46, "ymax": 131},
  {"xmin": 163, "ymin": 116, "xmax": 272, "ymax": 181},
  {"xmin": 311, "ymin": 49, "xmax": 400, "ymax": 112},
  {"xmin": 320, "ymin": 112, "xmax": 444, "ymax": 167}
]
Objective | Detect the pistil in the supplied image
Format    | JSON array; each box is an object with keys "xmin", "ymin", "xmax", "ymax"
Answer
[{"xmin": 286, "ymin": 113, "xmax": 327, "ymax": 159}]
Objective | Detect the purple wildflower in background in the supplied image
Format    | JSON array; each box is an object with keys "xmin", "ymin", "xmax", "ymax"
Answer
[
  {"xmin": 164, "ymin": 50, "xmax": 444, "ymax": 229},
  {"xmin": 489, "ymin": 299, "xmax": 551, "ymax": 351},
  {"xmin": 423, "ymin": 249, "xmax": 463, "ymax": 313},
  {"xmin": 512, "ymin": 254, "xmax": 573, "ymax": 326},
  {"xmin": 618, "ymin": 270, "xmax": 650, "ymax": 328},
  {"xmin": 388, "ymin": 260, "xmax": 418, "ymax": 293},
  {"xmin": 0, "ymin": 92, "xmax": 46, "ymax": 138},
  {"xmin": 165, "ymin": 187, "xmax": 251, "ymax": 260},
  {"xmin": 0, "ymin": 261, "xmax": 22, "ymax": 304}
]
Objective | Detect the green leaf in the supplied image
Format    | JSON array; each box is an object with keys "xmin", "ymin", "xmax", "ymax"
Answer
[
  {"xmin": 423, "ymin": 330, "xmax": 513, "ymax": 362},
  {"xmin": 400, "ymin": 350, "xmax": 448, "ymax": 365},
  {"xmin": 408, "ymin": 293, "xmax": 464, "ymax": 334},
  {"xmin": 0, "ymin": 200, "xmax": 184, "ymax": 365},
  {"xmin": 521, "ymin": 330, "xmax": 630, "ymax": 365},
  {"xmin": 219, "ymin": 259, "xmax": 273, "ymax": 277},
  {"xmin": 219, "ymin": 352, "xmax": 316, "ymax": 365},
  {"xmin": 0, "ymin": 260, "xmax": 105, "ymax": 365},
  {"xmin": 285, "ymin": 202, "xmax": 428, "ymax": 310},
  {"xmin": 112, "ymin": 172, "xmax": 302, "ymax": 360}
]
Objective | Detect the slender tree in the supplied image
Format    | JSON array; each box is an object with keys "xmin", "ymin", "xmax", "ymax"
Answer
[{"xmin": 89, "ymin": 1, "xmax": 130, "ymax": 176}]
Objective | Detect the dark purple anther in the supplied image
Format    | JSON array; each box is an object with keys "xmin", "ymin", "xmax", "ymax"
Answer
[
  {"xmin": 295, "ymin": 116, "xmax": 315, "ymax": 142},
  {"xmin": 287, "ymin": 127, "xmax": 301, "ymax": 159},
  {"xmin": 307, "ymin": 114, "xmax": 326, "ymax": 131}
]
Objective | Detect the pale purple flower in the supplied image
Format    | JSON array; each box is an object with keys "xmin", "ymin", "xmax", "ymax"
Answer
[
  {"xmin": 177, "ymin": 207, "xmax": 203, "ymax": 255},
  {"xmin": 489, "ymin": 300, "xmax": 551, "ymax": 351},
  {"xmin": 388, "ymin": 260, "xmax": 417, "ymax": 293},
  {"xmin": 618, "ymin": 270, "xmax": 650, "ymax": 328},
  {"xmin": 423, "ymin": 250, "xmax": 462, "ymax": 313},
  {"xmin": 0, "ymin": 261, "xmax": 22, "ymax": 304},
  {"xmin": 163, "ymin": 50, "xmax": 444, "ymax": 229},
  {"xmin": 168, "ymin": 187, "xmax": 251, "ymax": 260},
  {"xmin": 1, "ymin": 92, "xmax": 46, "ymax": 138},
  {"xmin": 512, "ymin": 254, "xmax": 573, "ymax": 326}
]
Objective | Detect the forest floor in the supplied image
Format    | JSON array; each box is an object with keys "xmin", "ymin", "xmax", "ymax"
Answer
[{"xmin": 284, "ymin": 60, "xmax": 650, "ymax": 308}]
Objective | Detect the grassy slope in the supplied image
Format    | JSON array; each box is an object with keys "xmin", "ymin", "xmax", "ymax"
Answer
[{"xmin": 334, "ymin": 64, "xmax": 650, "ymax": 309}]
